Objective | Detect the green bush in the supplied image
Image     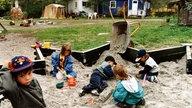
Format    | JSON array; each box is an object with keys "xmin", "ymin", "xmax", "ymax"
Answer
[{"xmin": 155, "ymin": 12, "xmax": 175, "ymax": 17}]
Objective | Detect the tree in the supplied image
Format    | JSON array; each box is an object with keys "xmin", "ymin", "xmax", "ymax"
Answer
[
  {"xmin": 88, "ymin": 0, "xmax": 108, "ymax": 12},
  {"xmin": 0, "ymin": 0, "xmax": 12, "ymax": 16},
  {"xmin": 150, "ymin": 0, "xmax": 172, "ymax": 9},
  {"xmin": 14, "ymin": 0, "xmax": 19, "ymax": 8}
]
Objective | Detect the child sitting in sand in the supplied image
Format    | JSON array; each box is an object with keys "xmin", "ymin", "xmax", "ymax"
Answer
[
  {"xmin": 0, "ymin": 56, "xmax": 46, "ymax": 108},
  {"xmin": 79, "ymin": 56, "xmax": 116, "ymax": 97},
  {"xmin": 135, "ymin": 49, "xmax": 159, "ymax": 83},
  {"xmin": 113, "ymin": 64, "xmax": 145, "ymax": 108},
  {"xmin": 51, "ymin": 44, "xmax": 77, "ymax": 78}
]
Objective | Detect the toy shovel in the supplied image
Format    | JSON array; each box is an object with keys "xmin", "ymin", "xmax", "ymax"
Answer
[
  {"xmin": 58, "ymin": 68, "xmax": 72, "ymax": 78},
  {"xmin": 142, "ymin": 74, "xmax": 147, "ymax": 87}
]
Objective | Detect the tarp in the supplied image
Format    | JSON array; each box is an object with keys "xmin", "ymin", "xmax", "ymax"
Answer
[{"xmin": 41, "ymin": 4, "xmax": 66, "ymax": 19}]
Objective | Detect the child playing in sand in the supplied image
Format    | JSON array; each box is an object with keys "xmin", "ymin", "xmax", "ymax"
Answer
[
  {"xmin": 135, "ymin": 49, "xmax": 159, "ymax": 83},
  {"xmin": 0, "ymin": 56, "xmax": 46, "ymax": 108},
  {"xmin": 79, "ymin": 56, "xmax": 116, "ymax": 97},
  {"xmin": 113, "ymin": 64, "xmax": 145, "ymax": 108},
  {"xmin": 52, "ymin": 44, "xmax": 77, "ymax": 78}
]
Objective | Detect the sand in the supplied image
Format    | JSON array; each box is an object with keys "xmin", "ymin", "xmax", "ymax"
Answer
[{"xmin": 0, "ymin": 33, "xmax": 192, "ymax": 108}]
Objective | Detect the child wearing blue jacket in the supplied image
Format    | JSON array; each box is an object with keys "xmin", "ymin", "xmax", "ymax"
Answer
[
  {"xmin": 113, "ymin": 64, "xmax": 145, "ymax": 108},
  {"xmin": 51, "ymin": 44, "xmax": 77, "ymax": 78},
  {"xmin": 79, "ymin": 56, "xmax": 117, "ymax": 97}
]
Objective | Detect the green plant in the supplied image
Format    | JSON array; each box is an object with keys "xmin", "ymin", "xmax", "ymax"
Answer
[{"xmin": 185, "ymin": 2, "xmax": 192, "ymax": 10}]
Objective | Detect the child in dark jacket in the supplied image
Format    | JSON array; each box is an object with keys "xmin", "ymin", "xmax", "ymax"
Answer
[
  {"xmin": 113, "ymin": 64, "xmax": 145, "ymax": 108},
  {"xmin": 135, "ymin": 49, "xmax": 160, "ymax": 83},
  {"xmin": 0, "ymin": 56, "xmax": 46, "ymax": 108},
  {"xmin": 79, "ymin": 56, "xmax": 117, "ymax": 97}
]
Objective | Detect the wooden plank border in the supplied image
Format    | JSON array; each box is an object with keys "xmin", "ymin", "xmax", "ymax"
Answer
[{"xmin": 35, "ymin": 45, "xmax": 189, "ymax": 73}]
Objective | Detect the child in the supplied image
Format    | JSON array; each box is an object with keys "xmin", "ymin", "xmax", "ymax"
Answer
[
  {"xmin": 79, "ymin": 56, "xmax": 116, "ymax": 97},
  {"xmin": 113, "ymin": 64, "xmax": 145, "ymax": 108},
  {"xmin": 135, "ymin": 49, "xmax": 159, "ymax": 83},
  {"xmin": 52, "ymin": 44, "xmax": 77, "ymax": 78},
  {"xmin": 0, "ymin": 56, "xmax": 46, "ymax": 108}
]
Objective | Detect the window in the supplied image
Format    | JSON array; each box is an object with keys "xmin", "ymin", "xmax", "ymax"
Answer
[
  {"xmin": 52, "ymin": 8, "xmax": 56, "ymax": 15},
  {"xmin": 75, "ymin": 2, "xmax": 77, "ymax": 8},
  {"xmin": 82, "ymin": 1, "xmax": 87, "ymax": 7},
  {"xmin": 110, "ymin": 1, "xmax": 116, "ymax": 8},
  {"xmin": 133, "ymin": 0, "xmax": 137, "ymax": 4}
]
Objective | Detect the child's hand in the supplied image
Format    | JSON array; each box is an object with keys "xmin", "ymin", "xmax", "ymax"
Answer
[
  {"xmin": 135, "ymin": 63, "xmax": 140, "ymax": 68},
  {"xmin": 135, "ymin": 72, "xmax": 140, "ymax": 78},
  {"xmin": 135, "ymin": 71, "xmax": 140, "ymax": 75},
  {"xmin": 57, "ymin": 67, "xmax": 60, "ymax": 70},
  {"xmin": 113, "ymin": 85, "xmax": 117, "ymax": 90}
]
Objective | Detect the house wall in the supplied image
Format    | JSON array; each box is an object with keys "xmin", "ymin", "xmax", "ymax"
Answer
[
  {"xmin": 127, "ymin": 0, "xmax": 150, "ymax": 17},
  {"xmin": 102, "ymin": 0, "xmax": 127, "ymax": 16},
  {"xmin": 68, "ymin": 0, "xmax": 94, "ymax": 14},
  {"xmin": 42, "ymin": 4, "xmax": 65, "ymax": 19}
]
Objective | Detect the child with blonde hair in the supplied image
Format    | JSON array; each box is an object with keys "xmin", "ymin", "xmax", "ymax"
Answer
[
  {"xmin": 52, "ymin": 44, "xmax": 77, "ymax": 78},
  {"xmin": 113, "ymin": 64, "xmax": 145, "ymax": 108}
]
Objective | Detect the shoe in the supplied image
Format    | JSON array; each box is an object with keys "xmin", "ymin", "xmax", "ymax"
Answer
[
  {"xmin": 117, "ymin": 103, "xmax": 128, "ymax": 108},
  {"xmin": 90, "ymin": 89, "xmax": 100, "ymax": 96},
  {"xmin": 150, "ymin": 76, "xmax": 158, "ymax": 83},
  {"xmin": 137, "ymin": 98, "xmax": 145, "ymax": 106},
  {"xmin": 153, "ymin": 76, "xmax": 158, "ymax": 83},
  {"xmin": 79, "ymin": 90, "xmax": 86, "ymax": 97}
]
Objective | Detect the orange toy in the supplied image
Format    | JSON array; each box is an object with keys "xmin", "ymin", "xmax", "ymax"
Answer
[{"xmin": 68, "ymin": 77, "xmax": 76, "ymax": 87}]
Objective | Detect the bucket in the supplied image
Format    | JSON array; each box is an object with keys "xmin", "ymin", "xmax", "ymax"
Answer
[
  {"xmin": 44, "ymin": 42, "xmax": 51, "ymax": 49},
  {"xmin": 68, "ymin": 77, "xmax": 76, "ymax": 87}
]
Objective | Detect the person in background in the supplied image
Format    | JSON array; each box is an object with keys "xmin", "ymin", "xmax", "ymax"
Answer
[
  {"xmin": 79, "ymin": 56, "xmax": 116, "ymax": 97},
  {"xmin": 113, "ymin": 64, "xmax": 145, "ymax": 108},
  {"xmin": 0, "ymin": 56, "xmax": 46, "ymax": 108},
  {"xmin": 51, "ymin": 44, "xmax": 77, "ymax": 78},
  {"xmin": 135, "ymin": 49, "xmax": 159, "ymax": 83}
]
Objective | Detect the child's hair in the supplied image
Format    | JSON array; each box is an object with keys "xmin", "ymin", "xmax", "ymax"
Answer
[
  {"xmin": 104, "ymin": 56, "xmax": 117, "ymax": 65},
  {"xmin": 11, "ymin": 67, "xmax": 33, "ymax": 78},
  {"xmin": 143, "ymin": 53, "xmax": 149, "ymax": 60},
  {"xmin": 113, "ymin": 64, "xmax": 128, "ymax": 80},
  {"xmin": 60, "ymin": 44, "xmax": 72, "ymax": 55}
]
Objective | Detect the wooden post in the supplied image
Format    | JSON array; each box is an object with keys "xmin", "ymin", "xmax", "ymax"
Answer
[
  {"xmin": 182, "ymin": 43, "xmax": 192, "ymax": 74},
  {"xmin": 0, "ymin": 23, "xmax": 7, "ymax": 31}
]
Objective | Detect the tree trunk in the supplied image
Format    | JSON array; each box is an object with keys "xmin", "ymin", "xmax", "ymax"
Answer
[{"xmin": 15, "ymin": 0, "xmax": 19, "ymax": 8}]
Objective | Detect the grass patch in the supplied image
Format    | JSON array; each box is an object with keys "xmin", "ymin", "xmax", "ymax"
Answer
[
  {"xmin": 2, "ymin": 18, "xmax": 192, "ymax": 51},
  {"xmin": 131, "ymin": 20, "xmax": 192, "ymax": 50},
  {"xmin": 34, "ymin": 21, "xmax": 111, "ymax": 51}
]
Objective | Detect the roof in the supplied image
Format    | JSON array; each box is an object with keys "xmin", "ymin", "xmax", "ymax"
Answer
[{"xmin": 46, "ymin": 4, "xmax": 65, "ymax": 8}]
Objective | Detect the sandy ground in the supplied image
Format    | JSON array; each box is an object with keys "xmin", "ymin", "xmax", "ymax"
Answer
[{"xmin": 1, "ymin": 33, "xmax": 192, "ymax": 108}]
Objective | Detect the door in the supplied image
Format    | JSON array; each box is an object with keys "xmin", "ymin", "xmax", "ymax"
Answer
[{"xmin": 132, "ymin": 0, "xmax": 138, "ymax": 15}]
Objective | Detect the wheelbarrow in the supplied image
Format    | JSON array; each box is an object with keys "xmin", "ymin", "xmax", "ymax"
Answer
[{"xmin": 109, "ymin": 3, "xmax": 140, "ymax": 53}]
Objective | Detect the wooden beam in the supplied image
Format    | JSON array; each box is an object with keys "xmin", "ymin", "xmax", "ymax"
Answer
[
  {"xmin": 36, "ymin": 48, "xmax": 45, "ymax": 60},
  {"xmin": 186, "ymin": 46, "xmax": 192, "ymax": 59},
  {"xmin": 182, "ymin": 43, "xmax": 192, "ymax": 74},
  {"xmin": 0, "ymin": 23, "xmax": 7, "ymax": 31}
]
